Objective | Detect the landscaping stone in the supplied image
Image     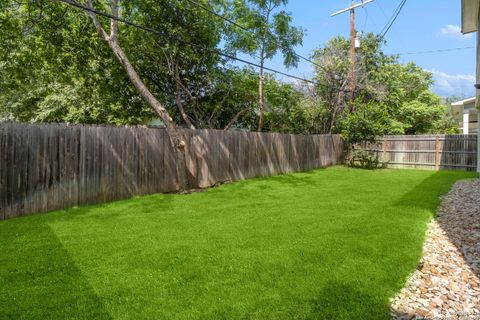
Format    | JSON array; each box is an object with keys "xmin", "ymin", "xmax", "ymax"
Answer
[{"xmin": 390, "ymin": 179, "xmax": 480, "ymax": 320}]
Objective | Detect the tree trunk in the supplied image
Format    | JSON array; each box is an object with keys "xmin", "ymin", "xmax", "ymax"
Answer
[
  {"xmin": 85, "ymin": 0, "xmax": 189, "ymax": 190},
  {"xmin": 174, "ymin": 64, "xmax": 196, "ymax": 130},
  {"xmin": 108, "ymin": 40, "xmax": 190, "ymax": 190},
  {"xmin": 257, "ymin": 56, "xmax": 265, "ymax": 132}
]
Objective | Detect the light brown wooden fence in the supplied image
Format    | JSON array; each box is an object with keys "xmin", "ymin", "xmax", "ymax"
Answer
[
  {"xmin": 0, "ymin": 122, "xmax": 344, "ymax": 220},
  {"xmin": 357, "ymin": 135, "xmax": 478, "ymax": 171}
]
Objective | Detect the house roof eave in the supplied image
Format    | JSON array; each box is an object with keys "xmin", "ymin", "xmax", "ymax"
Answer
[
  {"xmin": 462, "ymin": 0, "xmax": 480, "ymax": 34},
  {"xmin": 451, "ymin": 97, "xmax": 476, "ymax": 106}
]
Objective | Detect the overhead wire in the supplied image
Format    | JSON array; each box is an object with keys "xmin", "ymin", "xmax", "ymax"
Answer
[
  {"xmin": 394, "ymin": 46, "xmax": 475, "ymax": 56},
  {"xmin": 379, "ymin": 0, "xmax": 403, "ymax": 35},
  {"xmin": 56, "ymin": 0, "xmax": 323, "ymax": 86},
  {"xmin": 184, "ymin": 0, "xmax": 324, "ymax": 70},
  {"xmin": 375, "ymin": 0, "xmax": 389, "ymax": 24},
  {"xmin": 184, "ymin": 0, "xmax": 250, "ymax": 33},
  {"xmin": 360, "ymin": 5, "xmax": 369, "ymax": 30},
  {"xmin": 380, "ymin": 0, "xmax": 407, "ymax": 38},
  {"xmin": 55, "ymin": 0, "xmax": 453, "ymax": 94}
]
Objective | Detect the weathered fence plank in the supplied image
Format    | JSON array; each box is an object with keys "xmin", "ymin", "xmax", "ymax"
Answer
[
  {"xmin": 357, "ymin": 134, "xmax": 478, "ymax": 171},
  {"xmin": 0, "ymin": 123, "xmax": 344, "ymax": 219}
]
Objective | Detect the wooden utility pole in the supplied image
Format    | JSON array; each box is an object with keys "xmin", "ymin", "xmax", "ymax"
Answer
[
  {"xmin": 331, "ymin": 0, "xmax": 374, "ymax": 112},
  {"xmin": 349, "ymin": 3, "xmax": 356, "ymax": 111}
]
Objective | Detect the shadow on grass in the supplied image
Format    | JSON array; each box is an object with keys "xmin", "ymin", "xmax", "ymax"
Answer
[
  {"xmin": 307, "ymin": 281, "xmax": 387, "ymax": 320},
  {"xmin": 394, "ymin": 171, "xmax": 470, "ymax": 212},
  {"xmin": 262, "ymin": 169, "xmax": 325, "ymax": 188},
  {"xmin": 0, "ymin": 219, "xmax": 113, "ymax": 320},
  {"xmin": 51, "ymin": 192, "xmax": 175, "ymax": 221}
]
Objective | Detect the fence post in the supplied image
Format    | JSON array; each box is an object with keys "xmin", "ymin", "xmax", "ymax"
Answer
[
  {"xmin": 434, "ymin": 135, "xmax": 441, "ymax": 171},
  {"xmin": 381, "ymin": 138, "xmax": 387, "ymax": 163},
  {"xmin": 477, "ymin": 128, "xmax": 480, "ymax": 174}
]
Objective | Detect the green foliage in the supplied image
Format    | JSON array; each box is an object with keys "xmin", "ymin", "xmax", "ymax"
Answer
[
  {"xmin": 432, "ymin": 114, "xmax": 460, "ymax": 135},
  {"xmin": 195, "ymin": 67, "xmax": 260, "ymax": 130},
  {"xmin": 226, "ymin": 0, "xmax": 304, "ymax": 67},
  {"xmin": 0, "ymin": 0, "xmax": 261, "ymax": 128},
  {"xmin": 0, "ymin": 2, "xmax": 460, "ymax": 136},
  {"xmin": 307, "ymin": 33, "xmax": 458, "ymax": 136},
  {"xmin": 262, "ymin": 76, "xmax": 305, "ymax": 133},
  {"xmin": 0, "ymin": 0, "xmax": 154, "ymax": 124},
  {"xmin": 340, "ymin": 103, "xmax": 389, "ymax": 145},
  {"xmin": 347, "ymin": 149, "xmax": 384, "ymax": 170},
  {"xmin": 340, "ymin": 103, "xmax": 391, "ymax": 170}
]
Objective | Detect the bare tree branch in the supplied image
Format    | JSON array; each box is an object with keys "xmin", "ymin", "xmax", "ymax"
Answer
[
  {"xmin": 109, "ymin": 0, "xmax": 118, "ymax": 38},
  {"xmin": 85, "ymin": 0, "xmax": 109, "ymax": 40},
  {"xmin": 224, "ymin": 108, "xmax": 249, "ymax": 131},
  {"xmin": 162, "ymin": 51, "xmax": 197, "ymax": 129}
]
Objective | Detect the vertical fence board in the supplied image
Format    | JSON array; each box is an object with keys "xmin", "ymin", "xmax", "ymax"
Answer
[
  {"xmin": 0, "ymin": 124, "xmax": 6, "ymax": 219},
  {"xmin": 0, "ymin": 123, "xmax": 344, "ymax": 219},
  {"xmin": 356, "ymin": 134, "xmax": 477, "ymax": 171}
]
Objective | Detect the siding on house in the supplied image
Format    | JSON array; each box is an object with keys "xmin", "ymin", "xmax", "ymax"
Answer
[{"xmin": 451, "ymin": 97, "xmax": 479, "ymax": 134}]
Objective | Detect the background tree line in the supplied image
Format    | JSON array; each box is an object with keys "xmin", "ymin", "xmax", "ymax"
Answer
[{"xmin": 1, "ymin": 0, "xmax": 459, "ymax": 136}]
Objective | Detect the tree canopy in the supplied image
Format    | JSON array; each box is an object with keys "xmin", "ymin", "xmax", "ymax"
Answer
[
  {"xmin": 0, "ymin": 2, "xmax": 458, "ymax": 137},
  {"xmin": 308, "ymin": 33, "xmax": 458, "ymax": 137}
]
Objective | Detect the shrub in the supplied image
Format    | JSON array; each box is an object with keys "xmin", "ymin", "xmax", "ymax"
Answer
[
  {"xmin": 347, "ymin": 149, "xmax": 387, "ymax": 170},
  {"xmin": 341, "ymin": 103, "xmax": 389, "ymax": 169}
]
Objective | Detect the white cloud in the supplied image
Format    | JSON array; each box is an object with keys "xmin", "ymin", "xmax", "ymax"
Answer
[
  {"xmin": 438, "ymin": 24, "xmax": 472, "ymax": 40},
  {"xmin": 430, "ymin": 69, "xmax": 475, "ymax": 97}
]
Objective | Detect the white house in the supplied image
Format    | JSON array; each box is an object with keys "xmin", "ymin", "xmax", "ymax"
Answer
[
  {"xmin": 461, "ymin": 0, "xmax": 480, "ymax": 172},
  {"xmin": 450, "ymin": 97, "xmax": 479, "ymax": 134}
]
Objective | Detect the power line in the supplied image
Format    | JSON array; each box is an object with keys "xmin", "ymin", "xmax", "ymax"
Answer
[
  {"xmin": 380, "ymin": 0, "xmax": 404, "ymax": 35},
  {"xmin": 376, "ymin": 0, "xmax": 408, "ymax": 49},
  {"xmin": 375, "ymin": 0, "xmax": 389, "ymax": 21},
  {"xmin": 59, "ymin": 0, "xmax": 426, "ymax": 94},
  {"xmin": 183, "ymin": 0, "xmax": 263, "ymax": 60},
  {"xmin": 360, "ymin": 6, "xmax": 369, "ymax": 30},
  {"xmin": 393, "ymin": 46, "xmax": 475, "ymax": 56},
  {"xmin": 57, "ymin": 0, "xmax": 322, "ymax": 86},
  {"xmin": 185, "ymin": 0, "xmax": 323, "ymax": 69},
  {"xmin": 380, "ymin": 0, "xmax": 407, "ymax": 38},
  {"xmin": 184, "ymin": 0, "xmax": 249, "ymax": 33}
]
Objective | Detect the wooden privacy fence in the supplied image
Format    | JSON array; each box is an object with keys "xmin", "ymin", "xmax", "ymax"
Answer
[
  {"xmin": 357, "ymin": 135, "xmax": 478, "ymax": 171},
  {"xmin": 0, "ymin": 122, "xmax": 344, "ymax": 220}
]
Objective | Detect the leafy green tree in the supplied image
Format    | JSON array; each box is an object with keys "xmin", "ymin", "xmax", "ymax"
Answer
[
  {"xmin": 262, "ymin": 74, "xmax": 304, "ymax": 133},
  {"xmin": 310, "ymin": 33, "xmax": 457, "ymax": 136},
  {"xmin": 340, "ymin": 103, "xmax": 390, "ymax": 145},
  {"xmin": 226, "ymin": 0, "xmax": 304, "ymax": 131},
  {"xmin": 395, "ymin": 91, "xmax": 447, "ymax": 134},
  {"xmin": 340, "ymin": 103, "xmax": 392, "ymax": 169},
  {"xmin": 0, "ymin": 0, "xmax": 151, "ymax": 124},
  {"xmin": 194, "ymin": 67, "xmax": 259, "ymax": 130},
  {"xmin": 0, "ymin": 0, "xmax": 283, "ymax": 132},
  {"xmin": 0, "ymin": 0, "xmax": 237, "ymax": 189},
  {"xmin": 0, "ymin": 0, "xmax": 232, "ymax": 128}
]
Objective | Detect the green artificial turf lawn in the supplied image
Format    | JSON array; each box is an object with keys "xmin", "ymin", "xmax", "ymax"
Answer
[{"xmin": 0, "ymin": 167, "xmax": 475, "ymax": 320}]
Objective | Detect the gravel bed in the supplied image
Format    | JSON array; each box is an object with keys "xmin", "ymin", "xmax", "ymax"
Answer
[{"xmin": 391, "ymin": 179, "xmax": 480, "ymax": 320}]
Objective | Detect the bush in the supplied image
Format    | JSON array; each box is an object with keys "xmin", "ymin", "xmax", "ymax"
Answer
[
  {"xmin": 347, "ymin": 149, "xmax": 387, "ymax": 170},
  {"xmin": 340, "ymin": 103, "xmax": 390, "ymax": 145},
  {"xmin": 340, "ymin": 103, "xmax": 389, "ymax": 169}
]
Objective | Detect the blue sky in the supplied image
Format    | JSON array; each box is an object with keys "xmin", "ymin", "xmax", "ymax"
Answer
[{"xmin": 244, "ymin": 0, "xmax": 477, "ymax": 98}]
